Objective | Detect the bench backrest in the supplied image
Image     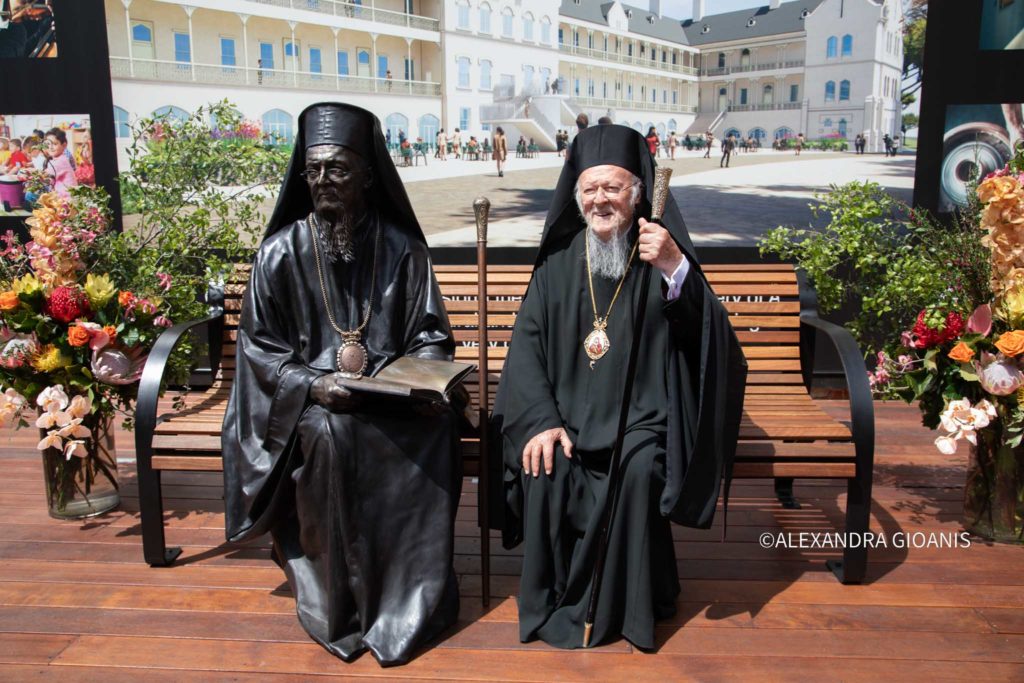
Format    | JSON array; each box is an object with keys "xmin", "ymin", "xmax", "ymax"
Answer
[{"xmin": 220, "ymin": 262, "xmax": 803, "ymax": 399}]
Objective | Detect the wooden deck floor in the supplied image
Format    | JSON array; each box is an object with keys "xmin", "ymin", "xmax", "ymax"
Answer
[{"xmin": 2, "ymin": 400, "xmax": 1024, "ymax": 681}]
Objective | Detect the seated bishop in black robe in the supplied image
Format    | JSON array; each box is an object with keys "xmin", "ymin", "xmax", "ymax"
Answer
[
  {"xmin": 222, "ymin": 103, "xmax": 461, "ymax": 667},
  {"xmin": 491, "ymin": 125, "xmax": 747, "ymax": 650}
]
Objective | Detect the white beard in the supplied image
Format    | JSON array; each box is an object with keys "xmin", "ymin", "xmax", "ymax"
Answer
[{"xmin": 586, "ymin": 223, "xmax": 632, "ymax": 280}]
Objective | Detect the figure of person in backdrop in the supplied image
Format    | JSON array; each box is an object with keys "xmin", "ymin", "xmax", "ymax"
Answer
[
  {"xmin": 795, "ymin": 132, "xmax": 804, "ymax": 156},
  {"xmin": 436, "ymin": 128, "xmax": 447, "ymax": 160},
  {"xmin": 43, "ymin": 128, "xmax": 77, "ymax": 197},
  {"xmin": 493, "ymin": 125, "xmax": 508, "ymax": 177},
  {"xmin": 702, "ymin": 131, "xmax": 713, "ymax": 159},
  {"xmin": 222, "ymin": 102, "xmax": 462, "ymax": 667},
  {"xmin": 644, "ymin": 127, "xmax": 659, "ymax": 159},
  {"xmin": 491, "ymin": 124, "xmax": 747, "ymax": 650},
  {"xmin": 720, "ymin": 134, "xmax": 734, "ymax": 168},
  {"xmin": 668, "ymin": 131, "xmax": 677, "ymax": 160}
]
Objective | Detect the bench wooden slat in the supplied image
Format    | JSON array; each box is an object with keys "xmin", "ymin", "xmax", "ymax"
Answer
[{"xmin": 733, "ymin": 462, "xmax": 856, "ymax": 478}]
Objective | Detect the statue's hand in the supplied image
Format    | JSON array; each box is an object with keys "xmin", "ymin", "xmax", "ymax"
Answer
[{"xmin": 310, "ymin": 373, "xmax": 362, "ymax": 413}]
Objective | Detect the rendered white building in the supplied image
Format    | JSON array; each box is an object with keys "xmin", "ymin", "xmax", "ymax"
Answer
[{"xmin": 104, "ymin": 0, "xmax": 903, "ymax": 159}]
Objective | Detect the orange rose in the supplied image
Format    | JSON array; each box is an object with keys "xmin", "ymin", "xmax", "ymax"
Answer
[
  {"xmin": 103, "ymin": 325, "xmax": 117, "ymax": 342},
  {"xmin": 0, "ymin": 290, "xmax": 19, "ymax": 311},
  {"xmin": 948, "ymin": 342, "xmax": 975, "ymax": 363},
  {"xmin": 117, "ymin": 291, "xmax": 135, "ymax": 307},
  {"xmin": 995, "ymin": 330, "xmax": 1024, "ymax": 357},
  {"xmin": 67, "ymin": 325, "xmax": 91, "ymax": 347}
]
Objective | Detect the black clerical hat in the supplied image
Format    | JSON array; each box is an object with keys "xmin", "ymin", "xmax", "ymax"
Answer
[{"xmin": 302, "ymin": 103, "xmax": 374, "ymax": 162}]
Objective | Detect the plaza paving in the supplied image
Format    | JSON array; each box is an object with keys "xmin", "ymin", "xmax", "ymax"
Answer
[{"xmin": 399, "ymin": 149, "xmax": 917, "ymax": 248}]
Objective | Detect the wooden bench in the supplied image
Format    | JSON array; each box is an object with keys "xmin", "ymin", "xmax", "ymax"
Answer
[{"xmin": 135, "ymin": 258, "xmax": 874, "ymax": 600}]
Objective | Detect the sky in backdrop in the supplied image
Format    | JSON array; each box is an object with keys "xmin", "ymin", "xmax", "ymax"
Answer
[{"xmin": 657, "ymin": 0, "xmax": 778, "ymax": 20}]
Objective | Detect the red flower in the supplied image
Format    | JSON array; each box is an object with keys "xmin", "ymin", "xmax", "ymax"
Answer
[
  {"xmin": 46, "ymin": 286, "xmax": 91, "ymax": 324},
  {"xmin": 911, "ymin": 310, "xmax": 965, "ymax": 349}
]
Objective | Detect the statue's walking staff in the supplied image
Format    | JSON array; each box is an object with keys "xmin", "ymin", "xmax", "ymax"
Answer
[{"xmin": 582, "ymin": 166, "xmax": 673, "ymax": 648}]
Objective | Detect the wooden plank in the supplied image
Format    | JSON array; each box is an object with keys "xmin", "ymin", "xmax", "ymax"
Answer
[
  {"xmin": 734, "ymin": 442, "xmax": 856, "ymax": 460},
  {"xmin": 733, "ymin": 462, "xmax": 856, "ymax": 478},
  {"xmin": 0, "ymin": 632, "xmax": 77, "ymax": 665},
  {"xmin": 151, "ymin": 456, "xmax": 224, "ymax": 471}
]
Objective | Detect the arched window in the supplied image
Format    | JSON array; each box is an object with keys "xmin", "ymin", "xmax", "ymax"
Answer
[
  {"xmin": 774, "ymin": 126, "xmax": 794, "ymax": 140},
  {"xmin": 823, "ymin": 118, "xmax": 833, "ymax": 128},
  {"xmin": 740, "ymin": 48, "xmax": 750, "ymax": 67},
  {"xmin": 457, "ymin": 56, "xmax": 470, "ymax": 88},
  {"xmin": 717, "ymin": 52, "xmax": 725, "ymax": 68},
  {"xmin": 153, "ymin": 105, "xmax": 189, "ymax": 122},
  {"xmin": 839, "ymin": 79, "xmax": 850, "ymax": 101},
  {"xmin": 826, "ymin": 36, "xmax": 837, "ymax": 58},
  {"xmin": 631, "ymin": 122, "xmax": 643, "ymax": 134},
  {"xmin": 762, "ymin": 84, "xmax": 774, "ymax": 105},
  {"xmin": 824, "ymin": 80, "xmax": 835, "ymax": 101},
  {"xmin": 261, "ymin": 109, "xmax": 293, "ymax": 144},
  {"xmin": 418, "ymin": 114, "xmax": 439, "ymax": 144},
  {"xmin": 838, "ymin": 118, "xmax": 848, "ymax": 136},
  {"xmin": 667, "ymin": 118, "xmax": 677, "ymax": 133},
  {"xmin": 502, "ymin": 7, "xmax": 514, "ymax": 38},
  {"xmin": 540, "ymin": 16, "xmax": 551, "ymax": 44},
  {"xmin": 480, "ymin": 59, "xmax": 492, "ymax": 89},
  {"xmin": 456, "ymin": 0, "xmax": 470, "ymax": 29},
  {"xmin": 384, "ymin": 113, "xmax": 408, "ymax": 144},
  {"xmin": 724, "ymin": 128, "xmax": 742, "ymax": 140},
  {"xmin": 522, "ymin": 12, "xmax": 534, "ymax": 41},
  {"xmin": 113, "ymin": 106, "xmax": 131, "ymax": 138},
  {"xmin": 479, "ymin": 3, "xmax": 492, "ymax": 33},
  {"xmin": 131, "ymin": 23, "xmax": 152, "ymax": 43},
  {"xmin": 841, "ymin": 34, "xmax": 853, "ymax": 56},
  {"xmin": 748, "ymin": 127, "xmax": 766, "ymax": 141},
  {"xmin": 656, "ymin": 123, "xmax": 666, "ymax": 140}
]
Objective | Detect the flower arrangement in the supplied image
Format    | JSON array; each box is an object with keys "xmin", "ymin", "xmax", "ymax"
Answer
[
  {"xmin": 0, "ymin": 188, "xmax": 180, "ymax": 514},
  {"xmin": 871, "ymin": 160, "xmax": 1024, "ymax": 540}
]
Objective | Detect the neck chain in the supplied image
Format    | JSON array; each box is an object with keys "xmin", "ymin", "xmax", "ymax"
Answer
[
  {"xmin": 308, "ymin": 211, "xmax": 381, "ymax": 377},
  {"xmin": 583, "ymin": 228, "xmax": 638, "ymax": 367}
]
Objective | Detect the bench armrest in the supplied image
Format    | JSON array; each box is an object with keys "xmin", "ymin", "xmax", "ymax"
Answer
[
  {"xmin": 795, "ymin": 270, "xmax": 874, "ymax": 476},
  {"xmin": 135, "ymin": 292, "xmax": 225, "ymax": 465}
]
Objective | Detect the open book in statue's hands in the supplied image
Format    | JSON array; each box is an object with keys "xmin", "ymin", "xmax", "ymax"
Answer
[{"xmin": 337, "ymin": 356, "xmax": 475, "ymax": 405}]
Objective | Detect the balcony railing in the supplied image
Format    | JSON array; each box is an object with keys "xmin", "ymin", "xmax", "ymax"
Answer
[
  {"xmin": 247, "ymin": 0, "xmax": 438, "ymax": 31},
  {"xmin": 558, "ymin": 44, "xmax": 698, "ymax": 76},
  {"xmin": 699, "ymin": 60, "xmax": 804, "ymax": 77},
  {"xmin": 110, "ymin": 57, "xmax": 441, "ymax": 97},
  {"xmin": 727, "ymin": 102, "xmax": 803, "ymax": 112},
  {"xmin": 572, "ymin": 95, "xmax": 696, "ymax": 114}
]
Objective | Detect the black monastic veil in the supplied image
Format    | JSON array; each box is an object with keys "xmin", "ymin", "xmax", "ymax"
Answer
[
  {"xmin": 222, "ymin": 102, "xmax": 461, "ymax": 666},
  {"xmin": 490, "ymin": 124, "xmax": 748, "ymax": 649}
]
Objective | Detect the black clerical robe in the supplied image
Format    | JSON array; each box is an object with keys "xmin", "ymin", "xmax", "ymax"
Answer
[
  {"xmin": 494, "ymin": 227, "xmax": 747, "ymax": 649},
  {"xmin": 222, "ymin": 215, "xmax": 461, "ymax": 666}
]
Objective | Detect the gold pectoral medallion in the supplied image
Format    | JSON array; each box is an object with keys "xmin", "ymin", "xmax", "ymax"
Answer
[{"xmin": 584, "ymin": 319, "xmax": 611, "ymax": 361}]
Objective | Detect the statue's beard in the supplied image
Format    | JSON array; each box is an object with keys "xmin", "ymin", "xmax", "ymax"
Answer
[
  {"xmin": 586, "ymin": 221, "xmax": 633, "ymax": 280},
  {"xmin": 316, "ymin": 209, "xmax": 357, "ymax": 264}
]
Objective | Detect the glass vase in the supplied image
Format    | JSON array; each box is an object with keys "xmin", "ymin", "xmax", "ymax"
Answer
[
  {"xmin": 39, "ymin": 414, "xmax": 119, "ymax": 519},
  {"xmin": 964, "ymin": 434, "xmax": 1024, "ymax": 543}
]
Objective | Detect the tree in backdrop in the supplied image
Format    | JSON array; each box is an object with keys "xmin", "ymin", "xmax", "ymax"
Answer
[{"xmin": 902, "ymin": 0, "xmax": 927, "ymax": 110}]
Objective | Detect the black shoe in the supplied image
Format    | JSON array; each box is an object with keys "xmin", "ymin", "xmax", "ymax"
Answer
[{"xmin": 498, "ymin": 171, "xmax": 503, "ymax": 177}]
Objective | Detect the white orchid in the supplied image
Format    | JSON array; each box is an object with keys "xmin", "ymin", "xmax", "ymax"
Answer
[
  {"xmin": 57, "ymin": 418, "xmax": 90, "ymax": 440},
  {"xmin": 66, "ymin": 394, "xmax": 92, "ymax": 420},
  {"xmin": 0, "ymin": 387, "xmax": 28, "ymax": 428},
  {"xmin": 63, "ymin": 440, "xmax": 88, "ymax": 460},
  {"xmin": 36, "ymin": 430, "xmax": 63, "ymax": 451},
  {"xmin": 36, "ymin": 385, "xmax": 69, "ymax": 412},
  {"xmin": 934, "ymin": 398, "xmax": 999, "ymax": 454}
]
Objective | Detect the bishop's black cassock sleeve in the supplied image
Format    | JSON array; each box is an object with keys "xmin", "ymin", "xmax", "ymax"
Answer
[{"xmin": 661, "ymin": 268, "xmax": 747, "ymax": 529}]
